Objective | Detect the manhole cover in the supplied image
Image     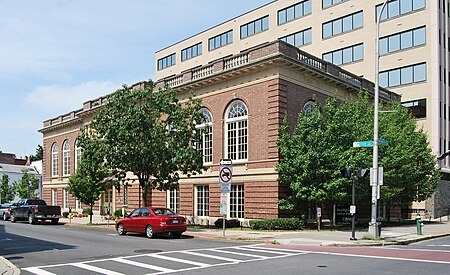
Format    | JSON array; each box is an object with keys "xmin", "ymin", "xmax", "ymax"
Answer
[{"xmin": 134, "ymin": 249, "xmax": 162, "ymax": 253}]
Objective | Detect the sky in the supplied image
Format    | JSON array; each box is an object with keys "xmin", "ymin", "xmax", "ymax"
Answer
[{"xmin": 0, "ymin": 0, "xmax": 271, "ymax": 158}]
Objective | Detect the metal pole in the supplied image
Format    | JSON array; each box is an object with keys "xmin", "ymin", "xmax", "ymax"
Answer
[
  {"xmin": 351, "ymin": 173, "xmax": 356, "ymax": 240},
  {"xmin": 223, "ymin": 214, "xmax": 226, "ymax": 236},
  {"xmin": 370, "ymin": 0, "xmax": 389, "ymax": 238}
]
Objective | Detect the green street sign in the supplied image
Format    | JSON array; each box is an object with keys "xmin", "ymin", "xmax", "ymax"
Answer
[{"xmin": 353, "ymin": 141, "xmax": 374, "ymax": 147}]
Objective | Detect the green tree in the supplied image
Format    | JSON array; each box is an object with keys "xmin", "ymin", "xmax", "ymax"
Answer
[
  {"xmin": 88, "ymin": 82, "xmax": 204, "ymax": 206},
  {"xmin": 30, "ymin": 145, "xmax": 43, "ymax": 161},
  {"xmin": 0, "ymin": 174, "xmax": 15, "ymax": 203},
  {"xmin": 277, "ymin": 94, "xmax": 440, "ymax": 215},
  {"xmin": 12, "ymin": 170, "xmax": 39, "ymax": 198},
  {"xmin": 68, "ymin": 133, "xmax": 109, "ymax": 224}
]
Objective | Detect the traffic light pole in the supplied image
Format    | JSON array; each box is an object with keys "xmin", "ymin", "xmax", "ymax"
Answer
[{"xmin": 351, "ymin": 174, "xmax": 357, "ymax": 240}]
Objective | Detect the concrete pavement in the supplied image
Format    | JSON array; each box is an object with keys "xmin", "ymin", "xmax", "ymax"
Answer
[{"xmin": 2, "ymin": 215, "xmax": 450, "ymax": 274}]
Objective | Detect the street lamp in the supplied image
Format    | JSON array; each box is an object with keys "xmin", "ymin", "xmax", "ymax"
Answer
[{"xmin": 370, "ymin": 0, "xmax": 389, "ymax": 238}]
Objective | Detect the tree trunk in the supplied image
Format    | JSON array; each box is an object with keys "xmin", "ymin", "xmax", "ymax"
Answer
[{"xmin": 89, "ymin": 204, "xmax": 93, "ymax": 224}]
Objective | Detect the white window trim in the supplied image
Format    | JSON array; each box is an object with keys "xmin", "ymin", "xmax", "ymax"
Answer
[
  {"xmin": 52, "ymin": 189, "xmax": 58, "ymax": 206},
  {"xmin": 51, "ymin": 144, "xmax": 59, "ymax": 178},
  {"xmin": 224, "ymin": 101, "xmax": 249, "ymax": 163},
  {"xmin": 63, "ymin": 189, "xmax": 69, "ymax": 209},
  {"xmin": 166, "ymin": 189, "xmax": 180, "ymax": 213},
  {"xmin": 63, "ymin": 141, "xmax": 71, "ymax": 176},
  {"xmin": 229, "ymin": 184, "xmax": 244, "ymax": 219},
  {"xmin": 194, "ymin": 185, "xmax": 209, "ymax": 217},
  {"xmin": 75, "ymin": 145, "xmax": 81, "ymax": 171},
  {"xmin": 196, "ymin": 108, "xmax": 213, "ymax": 165}
]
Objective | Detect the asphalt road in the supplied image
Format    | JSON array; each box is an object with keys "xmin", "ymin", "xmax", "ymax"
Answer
[{"xmin": 1, "ymin": 220, "xmax": 450, "ymax": 274}]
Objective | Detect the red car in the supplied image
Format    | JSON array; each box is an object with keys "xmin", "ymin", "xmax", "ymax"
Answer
[{"xmin": 115, "ymin": 207, "xmax": 186, "ymax": 238}]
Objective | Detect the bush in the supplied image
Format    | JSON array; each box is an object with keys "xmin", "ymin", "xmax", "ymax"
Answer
[
  {"xmin": 249, "ymin": 217, "xmax": 305, "ymax": 230},
  {"xmin": 114, "ymin": 209, "xmax": 126, "ymax": 217},
  {"xmin": 214, "ymin": 219, "xmax": 241, "ymax": 228},
  {"xmin": 82, "ymin": 208, "xmax": 92, "ymax": 215},
  {"xmin": 62, "ymin": 212, "xmax": 69, "ymax": 218}
]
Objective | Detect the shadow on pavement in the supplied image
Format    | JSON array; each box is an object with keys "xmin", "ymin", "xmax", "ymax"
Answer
[{"xmin": 0, "ymin": 223, "xmax": 75, "ymax": 256}]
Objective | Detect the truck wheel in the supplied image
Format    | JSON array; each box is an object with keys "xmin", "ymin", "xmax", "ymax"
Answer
[
  {"xmin": 51, "ymin": 219, "xmax": 59, "ymax": 225},
  {"xmin": 10, "ymin": 213, "xmax": 16, "ymax": 223},
  {"xmin": 28, "ymin": 214, "xmax": 36, "ymax": 224}
]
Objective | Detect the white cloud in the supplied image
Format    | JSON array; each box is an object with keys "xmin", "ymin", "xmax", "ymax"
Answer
[{"xmin": 25, "ymin": 81, "xmax": 119, "ymax": 113}]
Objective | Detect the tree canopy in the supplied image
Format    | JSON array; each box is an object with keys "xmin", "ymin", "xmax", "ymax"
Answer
[
  {"xmin": 87, "ymin": 82, "xmax": 204, "ymax": 206},
  {"xmin": 13, "ymin": 170, "xmax": 39, "ymax": 198},
  {"xmin": 30, "ymin": 145, "xmax": 43, "ymax": 162},
  {"xmin": 277, "ymin": 94, "xmax": 440, "ymax": 213},
  {"xmin": 0, "ymin": 174, "xmax": 15, "ymax": 203}
]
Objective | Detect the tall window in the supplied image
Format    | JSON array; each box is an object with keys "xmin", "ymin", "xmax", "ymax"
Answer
[
  {"xmin": 168, "ymin": 188, "xmax": 180, "ymax": 213},
  {"xmin": 51, "ymin": 143, "xmax": 59, "ymax": 177},
  {"xmin": 196, "ymin": 185, "xmax": 209, "ymax": 216},
  {"xmin": 196, "ymin": 108, "xmax": 213, "ymax": 164},
  {"xmin": 63, "ymin": 140, "xmax": 71, "ymax": 176},
  {"xmin": 226, "ymin": 101, "xmax": 248, "ymax": 161},
  {"xmin": 123, "ymin": 184, "xmax": 129, "ymax": 206},
  {"xmin": 63, "ymin": 189, "xmax": 69, "ymax": 209},
  {"xmin": 76, "ymin": 198, "xmax": 82, "ymax": 210},
  {"xmin": 230, "ymin": 184, "xmax": 244, "ymax": 219},
  {"xmin": 52, "ymin": 189, "xmax": 58, "ymax": 206},
  {"xmin": 75, "ymin": 143, "xmax": 82, "ymax": 171}
]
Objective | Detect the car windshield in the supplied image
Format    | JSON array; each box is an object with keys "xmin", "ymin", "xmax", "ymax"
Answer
[{"xmin": 152, "ymin": 208, "xmax": 175, "ymax": 216}]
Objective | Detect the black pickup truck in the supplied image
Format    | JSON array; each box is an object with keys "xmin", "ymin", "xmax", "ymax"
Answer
[{"xmin": 10, "ymin": 198, "xmax": 61, "ymax": 224}]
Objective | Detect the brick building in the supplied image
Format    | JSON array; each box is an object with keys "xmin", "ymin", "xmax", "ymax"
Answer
[{"xmin": 40, "ymin": 41, "xmax": 398, "ymax": 224}]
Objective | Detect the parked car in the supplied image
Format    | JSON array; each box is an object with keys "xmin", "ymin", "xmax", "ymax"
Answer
[
  {"xmin": 0, "ymin": 203, "xmax": 14, "ymax": 221},
  {"xmin": 115, "ymin": 207, "xmax": 186, "ymax": 238},
  {"xmin": 10, "ymin": 198, "xmax": 61, "ymax": 224}
]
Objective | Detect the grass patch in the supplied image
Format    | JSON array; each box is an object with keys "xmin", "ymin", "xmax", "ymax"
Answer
[{"xmin": 362, "ymin": 234, "xmax": 381, "ymax": 240}]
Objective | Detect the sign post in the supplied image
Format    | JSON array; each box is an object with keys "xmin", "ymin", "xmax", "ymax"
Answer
[{"xmin": 219, "ymin": 159, "xmax": 232, "ymax": 236}]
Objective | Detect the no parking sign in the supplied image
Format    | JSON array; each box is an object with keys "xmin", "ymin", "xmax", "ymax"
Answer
[{"xmin": 219, "ymin": 159, "xmax": 232, "ymax": 193}]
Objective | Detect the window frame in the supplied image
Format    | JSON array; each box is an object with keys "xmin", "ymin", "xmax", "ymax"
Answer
[
  {"xmin": 278, "ymin": 0, "xmax": 312, "ymax": 25},
  {"xmin": 196, "ymin": 108, "xmax": 213, "ymax": 164},
  {"xmin": 225, "ymin": 100, "xmax": 248, "ymax": 162},
  {"xmin": 181, "ymin": 42, "xmax": 202, "ymax": 62},
  {"xmin": 229, "ymin": 184, "xmax": 244, "ymax": 219},
  {"xmin": 322, "ymin": 11, "xmax": 364, "ymax": 39},
  {"xmin": 157, "ymin": 53, "xmax": 176, "ymax": 71},
  {"xmin": 322, "ymin": 43, "xmax": 364, "ymax": 65},
  {"xmin": 279, "ymin": 28, "xmax": 312, "ymax": 47},
  {"xmin": 240, "ymin": 15, "xmax": 269, "ymax": 39},
  {"xmin": 167, "ymin": 187, "xmax": 180, "ymax": 213},
  {"xmin": 51, "ymin": 143, "xmax": 59, "ymax": 178},
  {"xmin": 195, "ymin": 185, "xmax": 210, "ymax": 217},
  {"xmin": 62, "ymin": 140, "xmax": 71, "ymax": 176},
  {"xmin": 208, "ymin": 30, "xmax": 233, "ymax": 51}
]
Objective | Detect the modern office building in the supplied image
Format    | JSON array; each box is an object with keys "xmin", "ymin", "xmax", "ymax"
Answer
[{"xmin": 41, "ymin": 0, "xmax": 449, "ymax": 223}]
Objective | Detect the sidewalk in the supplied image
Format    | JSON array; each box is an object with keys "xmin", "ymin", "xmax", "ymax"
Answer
[{"xmin": 2, "ymin": 215, "xmax": 450, "ymax": 274}]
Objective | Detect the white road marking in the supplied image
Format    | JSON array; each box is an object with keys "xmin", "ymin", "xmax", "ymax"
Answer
[
  {"xmin": 0, "ymin": 238, "xmax": 12, "ymax": 241},
  {"xmin": 146, "ymin": 253, "xmax": 210, "ymax": 267},
  {"xmin": 179, "ymin": 250, "xmax": 242, "ymax": 262},
  {"xmin": 209, "ymin": 248, "xmax": 268, "ymax": 259},
  {"xmin": 74, "ymin": 262, "xmax": 125, "ymax": 275},
  {"xmin": 232, "ymin": 246, "xmax": 297, "ymax": 255},
  {"xmin": 22, "ymin": 267, "xmax": 57, "ymax": 275},
  {"xmin": 113, "ymin": 258, "xmax": 174, "ymax": 272}
]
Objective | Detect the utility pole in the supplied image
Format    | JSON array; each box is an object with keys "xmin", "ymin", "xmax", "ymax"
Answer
[{"xmin": 370, "ymin": 0, "xmax": 389, "ymax": 238}]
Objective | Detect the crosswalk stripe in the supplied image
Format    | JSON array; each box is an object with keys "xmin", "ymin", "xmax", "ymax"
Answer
[
  {"xmin": 232, "ymin": 246, "xmax": 295, "ymax": 255},
  {"xmin": 210, "ymin": 248, "xmax": 268, "ymax": 259},
  {"xmin": 146, "ymin": 253, "xmax": 210, "ymax": 267},
  {"xmin": 22, "ymin": 267, "xmax": 56, "ymax": 275},
  {"xmin": 113, "ymin": 258, "xmax": 174, "ymax": 272},
  {"xmin": 179, "ymin": 251, "xmax": 242, "ymax": 262},
  {"xmin": 74, "ymin": 263, "xmax": 124, "ymax": 275}
]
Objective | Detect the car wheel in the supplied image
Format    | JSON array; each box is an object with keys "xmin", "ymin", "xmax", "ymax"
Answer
[
  {"xmin": 145, "ymin": 225, "xmax": 154, "ymax": 238},
  {"xmin": 117, "ymin": 223, "xmax": 126, "ymax": 235},
  {"xmin": 28, "ymin": 214, "xmax": 36, "ymax": 224},
  {"xmin": 51, "ymin": 219, "xmax": 59, "ymax": 225},
  {"xmin": 172, "ymin": 232, "xmax": 182, "ymax": 239},
  {"xmin": 2, "ymin": 213, "xmax": 7, "ymax": 221},
  {"xmin": 10, "ymin": 213, "xmax": 16, "ymax": 223}
]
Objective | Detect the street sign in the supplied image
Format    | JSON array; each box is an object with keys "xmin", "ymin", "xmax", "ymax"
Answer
[
  {"xmin": 219, "ymin": 159, "xmax": 232, "ymax": 193},
  {"xmin": 220, "ymin": 193, "xmax": 228, "ymax": 215},
  {"xmin": 353, "ymin": 141, "xmax": 374, "ymax": 147},
  {"xmin": 353, "ymin": 139, "xmax": 389, "ymax": 147},
  {"xmin": 350, "ymin": 205, "xmax": 356, "ymax": 214},
  {"xmin": 317, "ymin": 207, "xmax": 322, "ymax": 217},
  {"xmin": 370, "ymin": 167, "xmax": 384, "ymax": 186},
  {"xmin": 220, "ymin": 203, "xmax": 227, "ymax": 215}
]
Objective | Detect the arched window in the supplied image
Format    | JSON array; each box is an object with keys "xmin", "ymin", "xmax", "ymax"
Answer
[
  {"xmin": 63, "ymin": 140, "xmax": 71, "ymax": 176},
  {"xmin": 51, "ymin": 143, "xmax": 59, "ymax": 177},
  {"xmin": 303, "ymin": 100, "xmax": 315, "ymax": 115},
  {"xmin": 196, "ymin": 108, "xmax": 213, "ymax": 164},
  {"xmin": 74, "ymin": 139, "xmax": 82, "ymax": 171},
  {"xmin": 225, "ymin": 100, "xmax": 248, "ymax": 161}
]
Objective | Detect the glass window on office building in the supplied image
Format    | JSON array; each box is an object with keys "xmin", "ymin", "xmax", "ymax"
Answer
[
  {"xmin": 323, "ymin": 43, "xmax": 364, "ymax": 65},
  {"xmin": 323, "ymin": 11, "xmax": 363, "ymax": 39},
  {"xmin": 323, "ymin": 0, "xmax": 348, "ymax": 9},
  {"xmin": 181, "ymin": 43, "xmax": 202, "ymax": 62},
  {"xmin": 196, "ymin": 108, "xmax": 213, "ymax": 164},
  {"xmin": 241, "ymin": 16, "xmax": 269, "ymax": 39},
  {"xmin": 376, "ymin": 0, "xmax": 426, "ymax": 22},
  {"xmin": 209, "ymin": 30, "xmax": 233, "ymax": 51},
  {"xmin": 157, "ymin": 53, "xmax": 176, "ymax": 71},
  {"xmin": 63, "ymin": 140, "xmax": 71, "ymax": 176},
  {"xmin": 278, "ymin": 0, "xmax": 312, "ymax": 25},
  {"xmin": 280, "ymin": 28, "xmax": 312, "ymax": 47},
  {"xmin": 225, "ymin": 100, "xmax": 248, "ymax": 161},
  {"xmin": 379, "ymin": 26, "xmax": 426, "ymax": 55},
  {"xmin": 168, "ymin": 188, "xmax": 180, "ymax": 213},
  {"xmin": 52, "ymin": 143, "xmax": 59, "ymax": 177},
  {"xmin": 379, "ymin": 63, "xmax": 426, "ymax": 88}
]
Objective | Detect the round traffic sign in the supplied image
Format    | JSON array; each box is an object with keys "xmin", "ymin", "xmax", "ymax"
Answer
[{"xmin": 220, "ymin": 167, "xmax": 232, "ymax": 183}]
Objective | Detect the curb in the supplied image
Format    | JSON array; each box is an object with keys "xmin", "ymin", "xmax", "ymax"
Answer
[
  {"xmin": 394, "ymin": 232, "xmax": 450, "ymax": 245},
  {"xmin": 0, "ymin": 256, "xmax": 20, "ymax": 275}
]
